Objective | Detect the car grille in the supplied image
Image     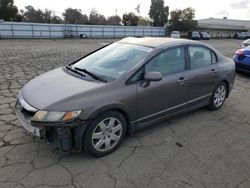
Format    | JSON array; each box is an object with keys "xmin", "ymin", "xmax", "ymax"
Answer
[{"xmin": 16, "ymin": 100, "xmax": 36, "ymax": 121}]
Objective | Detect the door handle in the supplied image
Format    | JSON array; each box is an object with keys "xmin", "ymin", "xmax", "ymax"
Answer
[
  {"xmin": 210, "ymin": 69, "xmax": 218, "ymax": 74},
  {"xmin": 177, "ymin": 77, "xmax": 189, "ymax": 84}
]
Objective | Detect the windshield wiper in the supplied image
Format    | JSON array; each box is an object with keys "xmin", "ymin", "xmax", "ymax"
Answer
[
  {"xmin": 65, "ymin": 65, "xmax": 86, "ymax": 77},
  {"xmin": 74, "ymin": 67, "xmax": 107, "ymax": 83}
]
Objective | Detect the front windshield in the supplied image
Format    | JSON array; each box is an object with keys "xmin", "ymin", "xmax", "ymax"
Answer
[{"xmin": 72, "ymin": 42, "xmax": 152, "ymax": 82}]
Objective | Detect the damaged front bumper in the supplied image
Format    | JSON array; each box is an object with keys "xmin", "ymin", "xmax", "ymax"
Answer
[{"xmin": 15, "ymin": 98, "xmax": 87, "ymax": 152}]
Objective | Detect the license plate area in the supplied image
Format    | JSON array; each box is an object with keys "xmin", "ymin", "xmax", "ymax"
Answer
[
  {"xmin": 21, "ymin": 120, "xmax": 45, "ymax": 137},
  {"xmin": 16, "ymin": 109, "xmax": 45, "ymax": 138}
]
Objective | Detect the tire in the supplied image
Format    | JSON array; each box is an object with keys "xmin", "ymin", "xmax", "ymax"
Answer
[
  {"xmin": 208, "ymin": 82, "xmax": 228, "ymax": 111},
  {"xmin": 83, "ymin": 111, "xmax": 126, "ymax": 157}
]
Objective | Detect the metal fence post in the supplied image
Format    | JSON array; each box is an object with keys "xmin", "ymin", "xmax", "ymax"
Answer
[
  {"xmin": 49, "ymin": 25, "xmax": 52, "ymax": 38},
  {"xmin": 64, "ymin": 24, "xmax": 67, "ymax": 38},
  {"xmin": 31, "ymin": 25, "xmax": 34, "ymax": 38},
  {"xmin": 102, "ymin": 25, "xmax": 104, "ymax": 38},
  {"xmin": 11, "ymin": 24, "xmax": 14, "ymax": 38},
  {"xmin": 76, "ymin": 25, "xmax": 78, "ymax": 38}
]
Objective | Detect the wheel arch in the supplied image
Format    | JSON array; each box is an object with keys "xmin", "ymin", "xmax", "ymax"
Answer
[
  {"xmin": 74, "ymin": 105, "xmax": 135, "ymax": 152},
  {"xmin": 89, "ymin": 107, "xmax": 133, "ymax": 135},
  {"xmin": 221, "ymin": 79, "xmax": 230, "ymax": 98}
]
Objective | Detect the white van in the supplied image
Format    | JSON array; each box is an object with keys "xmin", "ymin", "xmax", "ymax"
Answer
[{"xmin": 170, "ymin": 31, "xmax": 180, "ymax": 38}]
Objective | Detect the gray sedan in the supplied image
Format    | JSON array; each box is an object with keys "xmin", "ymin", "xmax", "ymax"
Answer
[
  {"xmin": 15, "ymin": 37, "xmax": 235, "ymax": 157},
  {"xmin": 239, "ymin": 39, "xmax": 250, "ymax": 48}
]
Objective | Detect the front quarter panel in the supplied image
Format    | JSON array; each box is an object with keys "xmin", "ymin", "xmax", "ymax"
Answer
[{"xmin": 75, "ymin": 80, "xmax": 137, "ymax": 122}]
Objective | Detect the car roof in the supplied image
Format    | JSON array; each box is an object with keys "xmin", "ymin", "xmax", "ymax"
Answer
[
  {"xmin": 243, "ymin": 39, "xmax": 250, "ymax": 43},
  {"xmin": 117, "ymin": 37, "xmax": 201, "ymax": 48}
]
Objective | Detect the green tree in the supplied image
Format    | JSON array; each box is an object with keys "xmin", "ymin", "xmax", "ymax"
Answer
[
  {"xmin": 63, "ymin": 8, "xmax": 88, "ymax": 24},
  {"xmin": 122, "ymin": 12, "xmax": 139, "ymax": 26},
  {"xmin": 138, "ymin": 16, "xmax": 151, "ymax": 26},
  {"xmin": 22, "ymin": 6, "xmax": 44, "ymax": 22},
  {"xmin": 0, "ymin": 0, "xmax": 19, "ymax": 21},
  {"xmin": 42, "ymin": 9, "xmax": 52, "ymax": 23},
  {"xmin": 89, "ymin": 9, "xmax": 106, "ymax": 25},
  {"xmin": 169, "ymin": 7, "xmax": 198, "ymax": 32},
  {"xmin": 22, "ymin": 6, "xmax": 63, "ymax": 23},
  {"xmin": 50, "ymin": 14, "xmax": 63, "ymax": 24},
  {"xmin": 149, "ymin": 0, "xmax": 169, "ymax": 27},
  {"xmin": 107, "ymin": 15, "xmax": 121, "ymax": 25}
]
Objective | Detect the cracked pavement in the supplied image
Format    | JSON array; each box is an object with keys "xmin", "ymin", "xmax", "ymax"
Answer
[{"xmin": 0, "ymin": 39, "xmax": 250, "ymax": 188}]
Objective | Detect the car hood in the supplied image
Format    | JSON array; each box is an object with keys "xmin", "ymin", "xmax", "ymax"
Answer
[{"xmin": 21, "ymin": 67, "xmax": 104, "ymax": 111}]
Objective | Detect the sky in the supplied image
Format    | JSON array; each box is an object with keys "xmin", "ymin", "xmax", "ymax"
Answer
[{"xmin": 15, "ymin": 0, "xmax": 250, "ymax": 20}]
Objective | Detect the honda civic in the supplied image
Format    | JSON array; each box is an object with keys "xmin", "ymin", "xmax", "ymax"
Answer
[{"xmin": 15, "ymin": 37, "xmax": 235, "ymax": 157}]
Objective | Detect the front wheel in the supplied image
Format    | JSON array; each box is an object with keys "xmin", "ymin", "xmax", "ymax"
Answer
[
  {"xmin": 83, "ymin": 111, "xmax": 126, "ymax": 157},
  {"xmin": 208, "ymin": 82, "xmax": 228, "ymax": 110}
]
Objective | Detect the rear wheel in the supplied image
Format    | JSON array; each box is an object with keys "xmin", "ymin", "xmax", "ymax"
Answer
[
  {"xmin": 83, "ymin": 111, "xmax": 126, "ymax": 157},
  {"xmin": 208, "ymin": 82, "xmax": 227, "ymax": 110}
]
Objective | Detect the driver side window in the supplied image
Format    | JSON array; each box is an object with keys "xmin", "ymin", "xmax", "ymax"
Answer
[{"xmin": 145, "ymin": 47, "xmax": 186, "ymax": 76}]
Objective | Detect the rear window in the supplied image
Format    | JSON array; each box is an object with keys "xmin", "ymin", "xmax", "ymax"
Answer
[
  {"xmin": 192, "ymin": 32, "xmax": 199, "ymax": 35},
  {"xmin": 172, "ymin": 31, "xmax": 180, "ymax": 34}
]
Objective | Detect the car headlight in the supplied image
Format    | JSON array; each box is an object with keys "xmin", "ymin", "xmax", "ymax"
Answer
[{"xmin": 31, "ymin": 110, "xmax": 82, "ymax": 122}]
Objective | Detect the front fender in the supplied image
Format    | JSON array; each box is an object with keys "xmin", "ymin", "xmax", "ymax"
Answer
[
  {"xmin": 75, "ymin": 103, "xmax": 135, "ymax": 151},
  {"xmin": 79, "ymin": 103, "xmax": 132, "ymax": 121}
]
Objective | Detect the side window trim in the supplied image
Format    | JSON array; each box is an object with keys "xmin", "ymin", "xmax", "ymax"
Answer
[{"xmin": 210, "ymin": 50, "xmax": 218, "ymax": 64}]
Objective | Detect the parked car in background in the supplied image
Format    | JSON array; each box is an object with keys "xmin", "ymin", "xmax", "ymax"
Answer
[
  {"xmin": 200, "ymin": 32, "xmax": 210, "ymax": 40},
  {"xmin": 170, "ymin": 31, "xmax": 180, "ymax": 38},
  {"xmin": 234, "ymin": 32, "xmax": 249, "ymax": 39},
  {"xmin": 238, "ymin": 39, "xmax": 250, "ymax": 49},
  {"xmin": 188, "ymin": 31, "xmax": 200, "ymax": 40},
  {"xmin": 15, "ymin": 37, "xmax": 235, "ymax": 157},
  {"xmin": 244, "ymin": 32, "xmax": 250, "ymax": 39},
  {"xmin": 233, "ymin": 46, "xmax": 250, "ymax": 73}
]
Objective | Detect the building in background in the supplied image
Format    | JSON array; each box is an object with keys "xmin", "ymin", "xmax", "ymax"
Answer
[{"xmin": 197, "ymin": 17, "xmax": 250, "ymax": 38}]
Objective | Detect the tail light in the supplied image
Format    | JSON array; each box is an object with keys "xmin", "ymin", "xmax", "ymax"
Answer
[
  {"xmin": 238, "ymin": 43, "xmax": 245, "ymax": 49},
  {"xmin": 235, "ymin": 49, "xmax": 244, "ymax": 55},
  {"xmin": 235, "ymin": 49, "xmax": 246, "ymax": 61}
]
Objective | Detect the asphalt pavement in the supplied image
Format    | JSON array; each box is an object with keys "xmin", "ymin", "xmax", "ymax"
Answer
[{"xmin": 0, "ymin": 38, "xmax": 249, "ymax": 188}]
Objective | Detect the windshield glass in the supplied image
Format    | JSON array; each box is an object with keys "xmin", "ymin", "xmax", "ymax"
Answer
[{"xmin": 72, "ymin": 42, "xmax": 152, "ymax": 82}]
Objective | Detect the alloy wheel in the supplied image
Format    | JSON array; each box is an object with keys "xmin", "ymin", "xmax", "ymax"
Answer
[
  {"xmin": 213, "ymin": 85, "xmax": 226, "ymax": 108},
  {"xmin": 91, "ymin": 117, "xmax": 122, "ymax": 152}
]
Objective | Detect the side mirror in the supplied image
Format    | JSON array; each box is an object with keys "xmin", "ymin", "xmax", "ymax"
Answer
[
  {"xmin": 142, "ymin": 71, "xmax": 163, "ymax": 88},
  {"xmin": 144, "ymin": 71, "xmax": 163, "ymax": 82}
]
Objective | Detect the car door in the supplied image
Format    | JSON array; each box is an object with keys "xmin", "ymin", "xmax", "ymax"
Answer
[
  {"xmin": 187, "ymin": 45, "xmax": 220, "ymax": 106},
  {"xmin": 134, "ymin": 46, "xmax": 189, "ymax": 127}
]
